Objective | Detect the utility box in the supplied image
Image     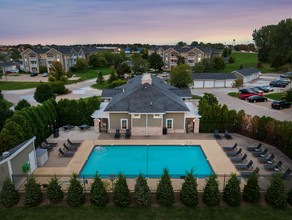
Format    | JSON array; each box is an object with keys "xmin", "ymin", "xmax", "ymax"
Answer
[{"xmin": 36, "ymin": 148, "xmax": 48, "ymax": 167}]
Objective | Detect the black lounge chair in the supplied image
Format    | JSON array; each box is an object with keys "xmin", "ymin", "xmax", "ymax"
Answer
[
  {"xmin": 58, "ymin": 148, "xmax": 74, "ymax": 157},
  {"xmin": 67, "ymin": 138, "xmax": 79, "ymax": 147},
  {"xmin": 241, "ymin": 167, "xmax": 260, "ymax": 177},
  {"xmin": 247, "ymin": 143, "xmax": 262, "ymax": 152},
  {"xmin": 63, "ymin": 143, "xmax": 77, "ymax": 152},
  {"xmin": 264, "ymin": 161, "xmax": 283, "ymax": 171},
  {"xmin": 223, "ymin": 143, "xmax": 237, "ymax": 151},
  {"xmin": 79, "ymin": 124, "xmax": 90, "ymax": 131},
  {"xmin": 258, "ymin": 154, "xmax": 275, "ymax": 164},
  {"xmin": 282, "ymin": 168, "xmax": 292, "ymax": 180},
  {"xmin": 235, "ymin": 160, "xmax": 253, "ymax": 170},
  {"xmin": 125, "ymin": 129, "xmax": 131, "ymax": 139},
  {"xmin": 40, "ymin": 142, "xmax": 54, "ymax": 151},
  {"xmin": 252, "ymin": 148, "xmax": 268, "ymax": 158},
  {"xmin": 224, "ymin": 129, "xmax": 232, "ymax": 139},
  {"xmin": 114, "ymin": 129, "xmax": 120, "ymax": 139},
  {"xmin": 231, "ymin": 153, "xmax": 247, "ymax": 163},
  {"xmin": 213, "ymin": 129, "xmax": 221, "ymax": 139},
  {"xmin": 226, "ymin": 148, "xmax": 242, "ymax": 157}
]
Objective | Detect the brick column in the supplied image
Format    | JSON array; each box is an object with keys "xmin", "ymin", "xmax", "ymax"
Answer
[
  {"xmin": 94, "ymin": 119, "xmax": 100, "ymax": 133},
  {"xmin": 194, "ymin": 118, "xmax": 200, "ymax": 133}
]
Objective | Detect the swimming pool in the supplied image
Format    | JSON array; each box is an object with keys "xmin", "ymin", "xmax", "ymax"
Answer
[{"xmin": 80, "ymin": 145, "xmax": 213, "ymax": 178}]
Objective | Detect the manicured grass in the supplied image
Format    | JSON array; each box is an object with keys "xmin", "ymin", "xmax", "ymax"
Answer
[
  {"xmin": 74, "ymin": 68, "xmax": 113, "ymax": 81},
  {"xmin": 265, "ymin": 92, "xmax": 286, "ymax": 100},
  {"xmin": 192, "ymin": 95, "xmax": 202, "ymax": 99},
  {"xmin": 91, "ymin": 81, "xmax": 110, "ymax": 90},
  {"xmin": 0, "ymin": 205, "xmax": 292, "ymax": 220},
  {"xmin": 0, "ymin": 81, "xmax": 43, "ymax": 90},
  {"xmin": 228, "ymin": 92, "xmax": 239, "ymax": 98},
  {"xmin": 222, "ymin": 52, "xmax": 274, "ymax": 73},
  {"xmin": 2, "ymin": 99, "xmax": 13, "ymax": 108}
]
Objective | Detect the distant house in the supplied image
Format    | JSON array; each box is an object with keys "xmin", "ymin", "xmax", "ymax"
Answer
[
  {"xmin": 0, "ymin": 137, "xmax": 37, "ymax": 188},
  {"xmin": 21, "ymin": 48, "xmax": 50, "ymax": 73},
  {"xmin": 91, "ymin": 73, "xmax": 201, "ymax": 136},
  {"xmin": 192, "ymin": 73, "xmax": 236, "ymax": 88},
  {"xmin": 0, "ymin": 61, "xmax": 21, "ymax": 73},
  {"xmin": 148, "ymin": 45, "xmax": 221, "ymax": 71},
  {"xmin": 232, "ymin": 67, "xmax": 261, "ymax": 83}
]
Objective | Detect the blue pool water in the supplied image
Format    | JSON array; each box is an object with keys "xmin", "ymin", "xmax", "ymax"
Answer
[{"xmin": 80, "ymin": 145, "xmax": 213, "ymax": 178}]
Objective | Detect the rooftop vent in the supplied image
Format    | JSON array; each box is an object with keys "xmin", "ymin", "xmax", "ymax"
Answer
[
  {"xmin": 2, "ymin": 151, "xmax": 10, "ymax": 158},
  {"xmin": 150, "ymin": 102, "xmax": 152, "ymax": 106}
]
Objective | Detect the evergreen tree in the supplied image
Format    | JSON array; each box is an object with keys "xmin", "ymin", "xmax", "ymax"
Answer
[
  {"xmin": 24, "ymin": 176, "xmax": 42, "ymax": 207},
  {"xmin": 46, "ymin": 176, "xmax": 64, "ymax": 204},
  {"xmin": 67, "ymin": 173, "xmax": 85, "ymax": 207},
  {"xmin": 223, "ymin": 174, "xmax": 241, "ymax": 206},
  {"xmin": 265, "ymin": 173, "xmax": 287, "ymax": 208},
  {"xmin": 180, "ymin": 170, "xmax": 198, "ymax": 207},
  {"xmin": 242, "ymin": 171, "xmax": 261, "ymax": 203},
  {"xmin": 0, "ymin": 178, "xmax": 19, "ymax": 207},
  {"xmin": 134, "ymin": 173, "xmax": 151, "ymax": 207},
  {"xmin": 15, "ymin": 99, "xmax": 31, "ymax": 111},
  {"xmin": 287, "ymin": 188, "xmax": 292, "ymax": 205},
  {"xmin": 113, "ymin": 173, "xmax": 131, "ymax": 207},
  {"xmin": 203, "ymin": 174, "xmax": 220, "ymax": 206},
  {"xmin": 34, "ymin": 84, "xmax": 55, "ymax": 103},
  {"xmin": 156, "ymin": 168, "xmax": 174, "ymax": 207},
  {"xmin": 90, "ymin": 175, "xmax": 108, "ymax": 206}
]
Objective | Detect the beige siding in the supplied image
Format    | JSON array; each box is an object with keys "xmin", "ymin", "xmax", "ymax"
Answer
[
  {"xmin": 109, "ymin": 113, "xmax": 131, "ymax": 130},
  {"xmin": 133, "ymin": 115, "xmax": 146, "ymax": 127},
  {"xmin": 164, "ymin": 113, "xmax": 185, "ymax": 129},
  {"xmin": 132, "ymin": 114, "xmax": 162, "ymax": 127},
  {"xmin": 148, "ymin": 114, "xmax": 162, "ymax": 126},
  {"xmin": 10, "ymin": 143, "xmax": 34, "ymax": 175},
  {"xmin": 0, "ymin": 163, "xmax": 10, "ymax": 186}
]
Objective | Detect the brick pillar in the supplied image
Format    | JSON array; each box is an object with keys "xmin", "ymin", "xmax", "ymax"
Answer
[
  {"xmin": 194, "ymin": 118, "xmax": 200, "ymax": 133},
  {"xmin": 94, "ymin": 119, "xmax": 100, "ymax": 133}
]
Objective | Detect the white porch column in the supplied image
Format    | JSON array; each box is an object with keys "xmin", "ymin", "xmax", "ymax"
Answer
[
  {"xmin": 94, "ymin": 118, "xmax": 100, "ymax": 133},
  {"xmin": 194, "ymin": 118, "xmax": 200, "ymax": 133}
]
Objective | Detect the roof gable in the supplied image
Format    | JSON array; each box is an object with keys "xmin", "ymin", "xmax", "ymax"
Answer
[{"xmin": 232, "ymin": 67, "xmax": 260, "ymax": 76}]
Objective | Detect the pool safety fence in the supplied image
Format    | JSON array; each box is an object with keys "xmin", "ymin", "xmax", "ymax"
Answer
[{"xmin": 11, "ymin": 173, "xmax": 292, "ymax": 193}]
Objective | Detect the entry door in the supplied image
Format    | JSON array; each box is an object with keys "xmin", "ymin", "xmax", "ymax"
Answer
[{"xmin": 28, "ymin": 151, "xmax": 37, "ymax": 172}]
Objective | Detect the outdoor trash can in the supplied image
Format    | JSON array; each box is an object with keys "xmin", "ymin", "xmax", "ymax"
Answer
[
  {"xmin": 54, "ymin": 129, "xmax": 59, "ymax": 138},
  {"xmin": 163, "ymin": 127, "xmax": 167, "ymax": 135}
]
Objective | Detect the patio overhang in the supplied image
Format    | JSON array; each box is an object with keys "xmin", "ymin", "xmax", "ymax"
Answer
[
  {"xmin": 91, "ymin": 102, "xmax": 109, "ymax": 119},
  {"xmin": 185, "ymin": 102, "xmax": 201, "ymax": 119}
]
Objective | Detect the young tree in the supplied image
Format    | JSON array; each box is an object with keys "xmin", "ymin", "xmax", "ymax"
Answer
[
  {"xmin": 90, "ymin": 175, "xmax": 108, "ymax": 206},
  {"xmin": 96, "ymin": 71, "xmax": 104, "ymax": 84},
  {"xmin": 223, "ymin": 174, "xmax": 241, "ymax": 206},
  {"xmin": 74, "ymin": 58, "xmax": 87, "ymax": 71},
  {"xmin": 180, "ymin": 170, "xmax": 198, "ymax": 207},
  {"xmin": 203, "ymin": 174, "xmax": 220, "ymax": 206},
  {"xmin": 67, "ymin": 173, "xmax": 85, "ymax": 207},
  {"xmin": 211, "ymin": 57, "xmax": 225, "ymax": 72},
  {"xmin": 39, "ymin": 65, "xmax": 48, "ymax": 73},
  {"xmin": 134, "ymin": 173, "xmax": 151, "ymax": 207},
  {"xmin": 34, "ymin": 84, "xmax": 55, "ymax": 103},
  {"xmin": 169, "ymin": 64, "xmax": 193, "ymax": 88},
  {"xmin": 46, "ymin": 176, "xmax": 64, "ymax": 204},
  {"xmin": 113, "ymin": 173, "xmax": 131, "ymax": 207},
  {"xmin": 0, "ymin": 178, "xmax": 19, "ymax": 207},
  {"xmin": 242, "ymin": 172, "xmax": 260, "ymax": 203},
  {"xmin": 48, "ymin": 61, "xmax": 67, "ymax": 82},
  {"xmin": 265, "ymin": 173, "xmax": 287, "ymax": 208},
  {"xmin": 156, "ymin": 168, "xmax": 174, "ymax": 207},
  {"xmin": 116, "ymin": 63, "xmax": 131, "ymax": 78},
  {"xmin": 24, "ymin": 176, "xmax": 42, "ymax": 207},
  {"xmin": 148, "ymin": 53, "xmax": 164, "ymax": 70},
  {"xmin": 15, "ymin": 99, "xmax": 31, "ymax": 111}
]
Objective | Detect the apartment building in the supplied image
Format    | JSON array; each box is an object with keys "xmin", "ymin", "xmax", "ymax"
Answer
[{"xmin": 21, "ymin": 48, "xmax": 50, "ymax": 73}]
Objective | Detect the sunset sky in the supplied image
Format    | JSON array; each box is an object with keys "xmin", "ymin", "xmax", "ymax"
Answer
[{"xmin": 0, "ymin": 0, "xmax": 292, "ymax": 45}]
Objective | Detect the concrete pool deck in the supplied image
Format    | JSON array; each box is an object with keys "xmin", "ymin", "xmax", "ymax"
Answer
[{"xmin": 29, "ymin": 130, "xmax": 292, "ymax": 191}]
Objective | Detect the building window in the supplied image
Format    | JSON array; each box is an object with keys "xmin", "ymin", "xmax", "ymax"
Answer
[
  {"xmin": 153, "ymin": 114, "xmax": 162, "ymax": 119},
  {"xmin": 166, "ymin": 119, "xmax": 173, "ymax": 129},
  {"xmin": 132, "ymin": 114, "xmax": 140, "ymax": 119},
  {"xmin": 121, "ymin": 119, "xmax": 128, "ymax": 129}
]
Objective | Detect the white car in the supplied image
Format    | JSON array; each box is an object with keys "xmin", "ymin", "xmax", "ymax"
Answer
[{"xmin": 42, "ymin": 72, "xmax": 49, "ymax": 77}]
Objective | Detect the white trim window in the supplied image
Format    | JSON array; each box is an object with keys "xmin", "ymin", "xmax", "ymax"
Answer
[
  {"xmin": 153, "ymin": 114, "xmax": 162, "ymax": 119},
  {"xmin": 121, "ymin": 119, "xmax": 128, "ymax": 129},
  {"xmin": 166, "ymin": 118, "xmax": 173, "ymax": 129},
  {"xmin": 132, "ymin": 114, "xmax": 140, "ymax": 119}
]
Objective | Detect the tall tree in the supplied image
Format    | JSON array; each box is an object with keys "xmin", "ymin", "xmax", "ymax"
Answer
[
  {"xmin": 148, "ymin": 53, "xmax": 164, "ymax": 70},
  {"xmin": 211, "ymin": 57, "xmax": 225, "ymax": 72},
  {"xmin": 176, "ymin": 41, "xmax": 187, "ymax": 46},
  {"xmin": 48, "ymin": 61, "xmax": 67, "ymax": 82},
  {"xmin": 156, "ymin": 168, "xmax": 174, "ymax": 207},
  {"xmin": 169, "ymin": 64, "xmax": 193, "ymax": 88}
]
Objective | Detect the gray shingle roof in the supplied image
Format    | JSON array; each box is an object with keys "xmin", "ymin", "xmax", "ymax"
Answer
[
  {"xmin": 103, "ymin": 75, "xmax": 190, "ymax": 113},
  {"xmin": 192, "ymin": 73, "xmax": 236, "ymax": 80},
  {"xmin": 31, "ymin": 48, "xmax": 50, "ymax": 54},
  {"xmin": 232, "ymin": 67, "xmax": 260, "ymax": 77}
]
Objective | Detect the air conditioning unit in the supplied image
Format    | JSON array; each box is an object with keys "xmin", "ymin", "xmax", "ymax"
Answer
[{"xmin": 2, "ymin": 151, "xmax": 10, "ymax": 158}]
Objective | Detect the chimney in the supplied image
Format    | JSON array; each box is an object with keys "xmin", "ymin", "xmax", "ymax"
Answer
[{"xmin": 141, "ymin": 73, "xmax": 152, "ymax": 85}]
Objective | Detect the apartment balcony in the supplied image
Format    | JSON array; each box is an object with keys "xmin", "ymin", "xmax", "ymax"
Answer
[
  {"xmin": 29, "ymin": 57, "xmax": 37, "ymax": 61},
  {"xmin": 30, "ymin": 64, "xmax": 38, "ymax": 67},
  {"xmin": 187, "ymin": 56, "xmax": 196, "ymax": 60},
  {"xmin": 46, "ymin": 57, "xmax": 55, "ymax": 61}
]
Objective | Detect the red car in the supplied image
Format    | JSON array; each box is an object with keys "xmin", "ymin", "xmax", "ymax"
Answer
[{"xmin": 239, "ymin": 89, "xmax": 263, "ymax": 99}]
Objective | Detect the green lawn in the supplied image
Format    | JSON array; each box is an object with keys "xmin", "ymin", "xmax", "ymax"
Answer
[
  {"xmin": 265, "ymin": 92, "xmax": 287, "ymax": 100},
  {"xmin": 74, "ymin": 68, "xmax": 113, "ymax": 81},
  {"xmin": 227, "ymin": 92, "xmax": 239, "ymax": 98},
  {"xmin": 0, "ymin": 205, "xmax": 291, "ymax": 220},
  {"xmin": 2, "ymin": 98, "xmax": 13, "ymax": 108},
  {"xmin": 0, "ymin": 81, "xmax": 43, "ymax": 90},
  {"xmin": 222, "ymin": 52, "xmax": 274, "ymax": 73}
]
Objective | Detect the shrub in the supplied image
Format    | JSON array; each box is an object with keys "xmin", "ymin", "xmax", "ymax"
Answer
[
  {"xmin": 180, "ymin": 170, "xmax": 198, "ymax": 207},
  {"xmin": 90, "ymin": 175, "xmax": 108, "ymax": 206},
  {"xmin": 242, "ymin": 172, "xmax": 261, "ymax": 203},
  {"xmin": 134, "ymin": 173, "xmax": 151, "ymax": 207},
  {"xmin": 67, "ymin": 173, "xmax": 85, "ymax": 207},
  {"xmin": 113, "ymin": 173, "xmax": 131, "ymax": 207},
  {"xmin": 265, "ymin": 173, "xmax": 287, "ymax": 208},
  {"xmin": 15, "ymin": 99, "xmax": 31, "ymax": 111},
  {"xmin": 34, "ymin": 84, "xmax": 55, "ymax": 103},
  {"xmin": 228, "ymin": 56, "xmax": 235, "ymax": 63},
  {"xmin": 46, "ymin": 176, "xmax": 64, "ymax": 204},
  {"xmin": 0, "ymin": 178, "xmax": 19, "ymax": 207},
  {"xmin": 203, "ymin": 174, "xmax": 220, "ymax": 206},
  {"xmin": 286, "ymin": 89, "xmax": 292, "ymax": 101},
  {"xmin": 223, "ymin": 174, "xmax": 241, "ymax": 206},
  {"xmin": 287, "ymin": 188, "xmax": 292, "ymax": 205},
  {"xmin": 156, "ymin": 168, "xmax": 174, "ymax": 207},
  {"xmin": 24, "ymin": 176, "xmax": 42, "ymax": 207},
  {"xmin": 49, "ymin": 82, "xmax": 69, "ymax": 95}
]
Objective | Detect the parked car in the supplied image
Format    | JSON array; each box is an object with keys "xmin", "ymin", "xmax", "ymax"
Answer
[
  {"xmin": 247, "ymin": 95, "xmax": 268, "ymax": 102},
  {"xmin": 30, "ymin": 72, "xmax": 38, "ymax": 77},
  {"xmin": 249, "ymin": 87, "xmax": 263, "ymax": 93},
  {"xmin": 280, "ymin": 72, "xmax": 292, "ymax": 78},
  {"xmin": 5, "ymin": 69, "xmax": 19, "ymax": 74},
  {"xmin": 275, "ymin": 78, "xmax": 290, "ymax": 84},
  {"xmin": 269, "ymin": 80, "xmax": 286, "ymax": 88},
  {"xmin": 42, "ymin": 72, "xmax": 49, "ymax": 77},
  {"xmin": 254, "ymin": 86, "xmax": 273, "ymax": 93},
  {"xmin": 271, "ymin": 100, "xmax": 291, "ymax": 109},
  {"xmin": 239, "ymin": 88, "xmax": 263, "ymax": 99}
]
